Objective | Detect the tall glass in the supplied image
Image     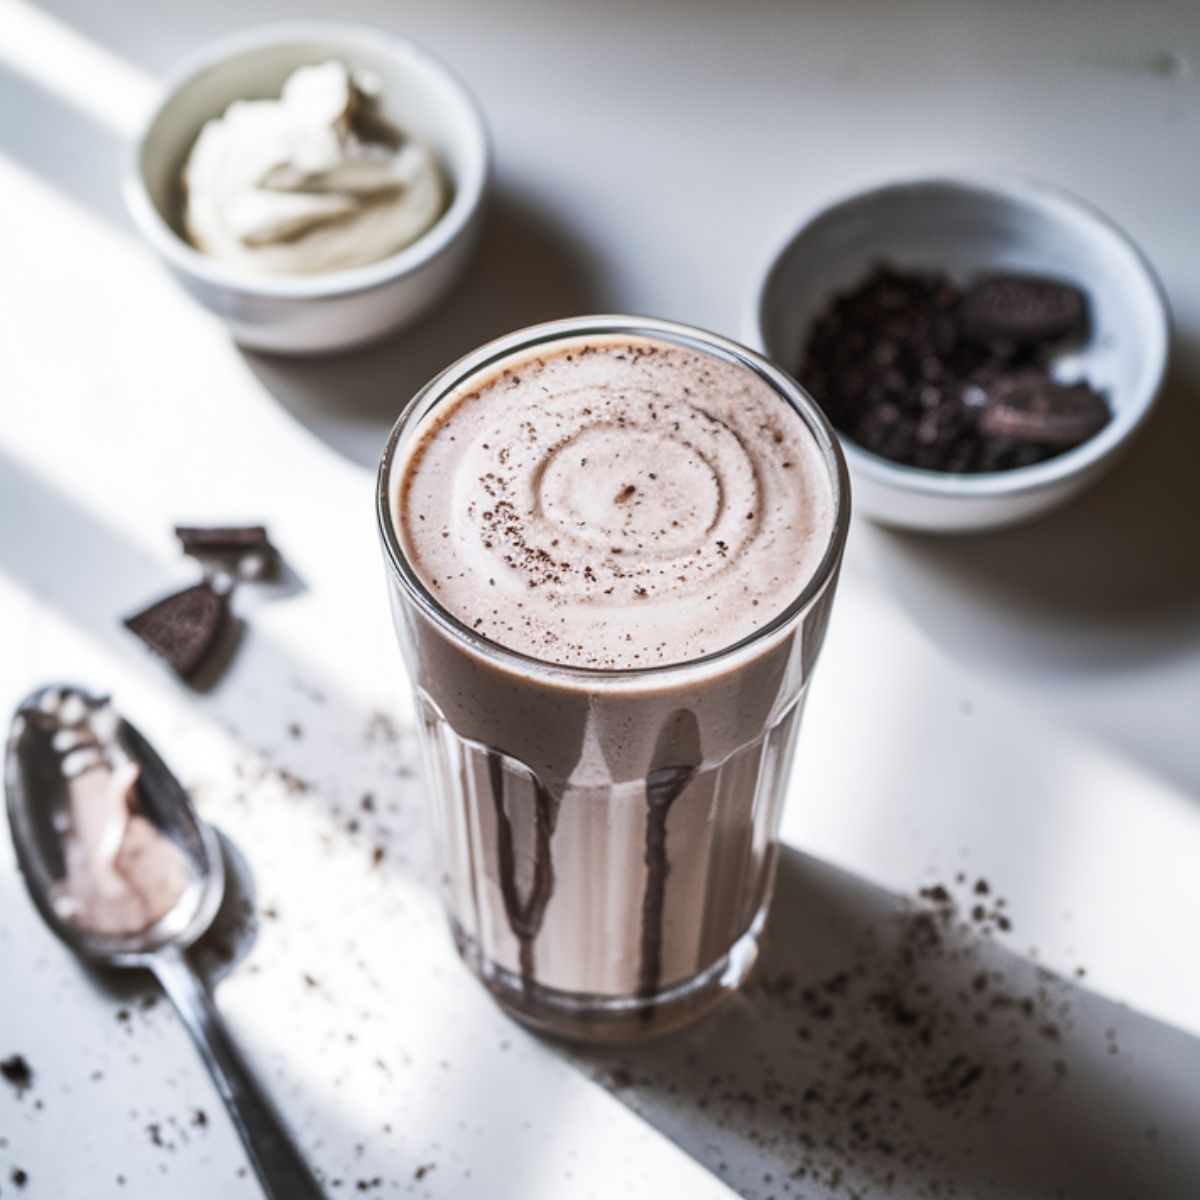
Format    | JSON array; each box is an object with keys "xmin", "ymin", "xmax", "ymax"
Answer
[{"xmin": 376, "ymin": 316, "xmax": 850, "ymax": 1041}]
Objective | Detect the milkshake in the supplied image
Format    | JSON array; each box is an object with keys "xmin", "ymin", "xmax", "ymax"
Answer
[{"xmin": 377, "ymin": 317, "xmax": 849, "ymax": 1039}]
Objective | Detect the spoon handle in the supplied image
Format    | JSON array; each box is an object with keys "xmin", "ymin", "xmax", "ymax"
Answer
[{"xmin": 152, "ymin": 946, "xmax": 325, "ymax": 1199}]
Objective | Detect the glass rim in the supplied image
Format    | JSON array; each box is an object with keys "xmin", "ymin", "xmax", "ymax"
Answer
[{"xmin": 375, "ymin": 314, "xmax": 851, "ymax": 682}]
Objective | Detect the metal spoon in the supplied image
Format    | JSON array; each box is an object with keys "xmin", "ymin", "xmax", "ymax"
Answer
[{"xmin": 4, "ymin": 684, "xmax": 323, "ymax": 1199}]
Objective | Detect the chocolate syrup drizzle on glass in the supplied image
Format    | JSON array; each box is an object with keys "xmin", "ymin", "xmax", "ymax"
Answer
[
  {"xmin": 486, "ymin": 750, "xmax": 560, "ymax": 983},
  {"xmin": 486, "ymin": 708, "xmax": 701, "ymax": 1000},
  {"xmin": 637, "ymin": 709, "xmax": 702, "ymax": 1002},
  {"xmin": 637, "ymin": 763, "xmax": 696, "ymax": 998}
]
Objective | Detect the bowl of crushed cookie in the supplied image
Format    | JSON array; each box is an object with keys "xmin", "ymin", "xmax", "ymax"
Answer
[
  {"xmin": 748, "ymin": 173, "xmax": 1170, "ymax": 532},
  {"xmin": 125, "ymin": 22, "xmax": 490, "ymax": 355}
]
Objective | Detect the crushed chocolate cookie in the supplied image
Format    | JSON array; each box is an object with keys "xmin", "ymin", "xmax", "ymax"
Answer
[{"xmin": 799, "ymin": 265, "xmax": 1109, "ymax": 473}]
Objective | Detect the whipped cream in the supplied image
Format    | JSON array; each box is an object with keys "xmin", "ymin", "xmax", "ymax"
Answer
[{"xmin": 182, "ymin": 60, "xmax": 446, "ymax": 276}]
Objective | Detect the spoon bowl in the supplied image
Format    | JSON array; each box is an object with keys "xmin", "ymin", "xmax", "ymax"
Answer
[{"xmin": 6, "ymin": 684, "xmax": 224, "ymax": 966}]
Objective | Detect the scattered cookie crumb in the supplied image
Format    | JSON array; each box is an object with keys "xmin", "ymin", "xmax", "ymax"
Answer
[{"xmin": 0, "ymin": 1056, "xmax": 33, "ymax": 1096}]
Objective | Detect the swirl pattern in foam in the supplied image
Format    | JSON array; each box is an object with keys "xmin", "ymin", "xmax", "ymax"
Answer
[{"xmin": 395, "ymin": 335, "xmax": 834, "ymax": 669}]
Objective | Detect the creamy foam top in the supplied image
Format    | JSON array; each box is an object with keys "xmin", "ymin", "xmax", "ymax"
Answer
[{"xmin": 395, "ymin": 335, "xmax": 834, "ymax": 669}]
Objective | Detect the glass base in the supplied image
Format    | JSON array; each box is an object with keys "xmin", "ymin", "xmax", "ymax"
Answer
[{"xmin": 449, "ymin": 904, "xmax": 768, "ymax": 1043}]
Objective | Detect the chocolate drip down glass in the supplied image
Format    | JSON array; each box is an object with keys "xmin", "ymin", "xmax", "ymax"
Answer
[{"xmin": 377, "ymin": 316, "xmax": 850, "ymax": 1041}]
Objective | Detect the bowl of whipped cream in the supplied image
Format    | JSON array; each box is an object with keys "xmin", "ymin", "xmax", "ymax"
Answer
[{"xmin": 125, "ymin": 23, "xmax": 490, "ymax": 354}]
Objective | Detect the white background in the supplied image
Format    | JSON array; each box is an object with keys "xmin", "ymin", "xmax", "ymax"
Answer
[{"xmin": 1, "ymin": 1, "xmax": 1198, "ymax": 1197}]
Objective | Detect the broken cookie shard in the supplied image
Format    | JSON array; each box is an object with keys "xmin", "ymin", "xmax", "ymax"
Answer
[
  {"xmin": 980, "ymin": 376, "xmax": 1111, "ymax": 448},
  {"xmin": 124, "ymin": 581, "xmax": 228, "ymax": 678},
  {"xmin": 174, "ymin": 525, "xmax": 276, "ymax": 580},
  {"xmin": 959, "ymin": 274, "xmax": 1087, "ymax": 351}
]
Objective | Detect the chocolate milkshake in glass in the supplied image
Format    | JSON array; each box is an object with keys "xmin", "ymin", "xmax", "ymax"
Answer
[{"xmin": 377, "ymin": 316, "xmax": 849, "ymax": 1040}]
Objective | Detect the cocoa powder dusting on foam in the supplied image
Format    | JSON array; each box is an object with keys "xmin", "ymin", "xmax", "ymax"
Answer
[{"xmin": 395, "ymin": 335, "xmax": 833, "ymax": 669}]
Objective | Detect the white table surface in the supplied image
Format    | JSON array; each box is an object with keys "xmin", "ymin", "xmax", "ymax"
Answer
[{"xmin": 1, "ymin": 1, "xmax": 1198, "ymax": 1197}]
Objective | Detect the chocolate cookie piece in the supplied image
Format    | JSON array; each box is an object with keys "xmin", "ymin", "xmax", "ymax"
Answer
[
  {"xmin": 980, "ymin": 374, "xmax": 1110, "ymax": 448},
  {"xmin": 124, "ymin": 581, "xmax": 229, "ymax": 678},
  {"xmin": 174, "ymin": 525, "xmax": 276, "ymax": 580},
  {"xmin": 959, "ymin": 274, "xmax": 1087, "ymax": 351}
]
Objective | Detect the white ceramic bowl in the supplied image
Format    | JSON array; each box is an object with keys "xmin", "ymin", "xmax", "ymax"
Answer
[
  {"xmin": 747, "ymin": 173, "xmax": 1170, "ymax": 533},
  {"xmin": 124, "ymin": 22, "xmax": 490, "ymax": 355}
]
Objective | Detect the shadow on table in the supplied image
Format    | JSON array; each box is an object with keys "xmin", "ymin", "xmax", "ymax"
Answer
[
  {"xmin": 0, "ymin": 49, "xmax": 130, "ymax": 230},
  {"xmin": 241, "ymin": 186, "xmax": 616, "ymax": 469},
  {"xmin": 864, "ymin": 340, "xmax": 1200, "ymax": 796},
  {"xmin": 572, "ymin": 848, "xmax": 1200, "ymax": 1200}
]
